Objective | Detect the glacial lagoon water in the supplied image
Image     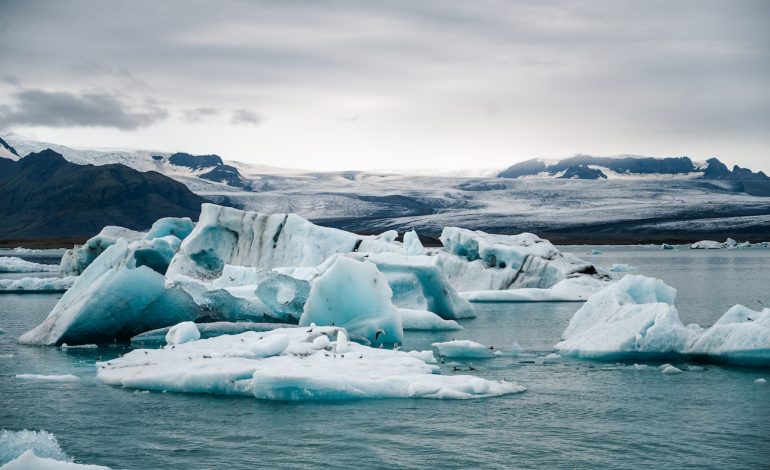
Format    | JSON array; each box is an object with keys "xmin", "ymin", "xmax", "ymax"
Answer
[{"xmin": 1, "ymin": 246, "xmax": 769, "ymax": 469}]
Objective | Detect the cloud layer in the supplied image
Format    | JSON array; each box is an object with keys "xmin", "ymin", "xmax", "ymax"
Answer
[{"xmin": 1, "ymin": 0, "xmax": 768, "ymax": 171}]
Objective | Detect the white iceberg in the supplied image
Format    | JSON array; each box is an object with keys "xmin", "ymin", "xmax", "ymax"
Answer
[
  {"xmin": 299, "ymin": 256, "xmax": 403, "ymax": 345},
  {"xmin": 660, "ymin": 364, "xmax": 683, "ymax": 375},
  {"xmin": 166, "ymin": 204, "xmax": 400, "ymax": 281},
  {"xmin": 431, "ymin": 340, "xmax": 502, "ymax": 359},
  {"xmin": 402, "ymin": 230, "xmax": 426, "ymax": 256},
  {"xmin": 97, "ymin": 326, "xmax": 525, "ymax": 400},
  {"xmin": 0, "ymin": 276, "xmax": 77, "ymax": 293},
  {"xmin": 0, "ymin": 257, "xmax": 58, "ymax": 273},
  {"xmin": 1, "ymin": 450, "xmax": 111, "ymax": 469},
  {"xmin": 132, "ymin": 322, "xmax": 295, "ymax": 344},
  {"xmin": 556, "ymin": 275, "xmax": 770, "ymax": 366},
  {"xmin": 609, "ymin": 263, "xmax": 636, "ymax": 273}
]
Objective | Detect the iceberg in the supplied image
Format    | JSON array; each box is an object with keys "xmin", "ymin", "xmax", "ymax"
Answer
[
  {"xmin": 166, "ymin": 204, "xmax": 400, "ymax": 281},
  {"xmin": 1, "ymin": 450, "xmax": 111, "ymax": 469},
  {"xmin": 402, "ymin": 230, "xmax": 426, "ymax": 256},
  {"xmin": 432, "ymin": 340, "xmax": 502, "ymax": 359},
  {"xmin": 97, "ymin": 326, "xmax": 524, "ymax": 400},
  {"xmin": 19, "ymin": 239, "xmax": 197, "ymax": 345},
  {"xmin": 437, "ymin": 228, "xmax": 609, "ymax": 299},
  {"xmin": 609, "ymin": 263, "xmax": 636, "ymax": 273},
  {"xmin": 0, "ymin": 257, "xmax": 58, "ymax": 273},
  {"xmin": 15, "ymin": 374, "xmax": 80, "ymax": 382},
  {"xmin": 689, "ymin": 239, "xmax": 751, "ymax": 250},
  {"xmin": 0, "ymin": 276, "xmax": 77, "ymax": 293},
  {"xmin": 299, "ymin": 256, "xmax": 403, "ymax": 345},
  {"xmin": 60, "ymin": 218, "xmax": 194, "ymax": 276},
  {"xmin": 555, "ymin": 275, "xmax": 770, "ymax": 365}
]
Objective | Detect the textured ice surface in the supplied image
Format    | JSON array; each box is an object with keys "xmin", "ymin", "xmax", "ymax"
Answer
[
  {"xmin": 299, "ymin": 256, "xmax": 403, "ymax": 345},
  {"xmin": 132, "ymin": 322, "xmax": 295, "ymax": 344},
  {"xmin": 556, "ymin": 276, "xmax": 770, "ymax": 365},
  {"xmin": 402, "ymin": 230, "xmax": 426, "ymax": 256},
  {"xmin": 0, "ymin": 257, "xmax": 58, "ymax": 273},
  {"xmin": 432, "ymin": 340, "xmax": 502, "ymax": 359},
  {"xmin": 166, "ymin": 204, "xmax": 401, "ymax": 281},
  {"xmin": 0, "ymin": 276, "xmax": 76, "ymax": 293},
  {"xmin": 97, "ymin": 326, "xmax": 524, "ymax": 400}
]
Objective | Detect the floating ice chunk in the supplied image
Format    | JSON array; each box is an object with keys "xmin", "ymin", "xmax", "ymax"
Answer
[
  {"xmin": 0, "ymin": 276, "xmax": 77, "ymax": 293},
  {"xmin": 2, "ymin": 450, "xmax": 111, "ymax": 469},
  {"xmin": 686, "ymin": 305, "xmax": 770, "ymax": 366},
  {"xmin": 0, "ymin": 257, "xmax": 58, "ymax": 273},
  {"xmin": 60, "ymin": 344, "xmax": 97, "ymax": 349},
  {"xmin": 690, "ymin": 240, "xmax": 725, "ymax": 250},
  {"xmin": 402, "ymin": 230, "xmax": 426, "ymax": 256},
  {"xmin": 661, "ymin": 243, "xmax": 677, "ymax": 250},
  {"xmin": 462, "ymin": 276, "xmax": 607, "ymax": 302},
  {"xmin": 755, "ymin": 378, "xmax": 767, "ymax": 384},
  {"xmin": 165, "ymin": 321, "xmax": 201, "ymax": 345},
  {"xmin": 660, "ymin": 365, "xmax": 682, "ymax": 375},
  {"xmin": 609, "ymin": 264, "xmax": 636, "ymax": 273},
  {"xmin": 633, "ymin": 363, "xmax": 651, "ymax": 370},
  {"xmin": 544, "ymin": 353, "xmax": 561, "ymax": 360},
  {"xmin": 407, "ymin": 350, "xmax": 437, "ymax": 363},
  {"xmin": 555, "ymin": 276, "xmax": 698, "ymax": 360},
  {"xmin": 590, "ymin": 249, "xmax": 603, "ymax": 255},
  {"xmin": 299, "ymin": 256, "xmax": 403, "ymax": 345},
  {"xmin": 431, "ymin": 340, "xmax": 501, "ymax": 359},
  {"xmin": 20, "ymin": 239, "xmax": 196, "ymax": 345},
  {"xmin": 97, "ymin": 327, "xmax": 524, "ymax": 400},
  {"xmin": 398, "ymin": 308, "xmax": 462, "ymax": 331},
  {"xmin": 438, "ymin": 227, "xmax": 607, "ymax": 293},
  {"xmin": 15, "ymin": 374, "xmax": 80, "ymax": 382},
  {"xmin": 166, "ymin": 204, "xmax": 400, "ymax": 281}
]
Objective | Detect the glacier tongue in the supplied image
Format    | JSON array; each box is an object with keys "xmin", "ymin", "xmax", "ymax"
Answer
[{"xmin": 97, "ymin": 325, "xmax": 525, "ymax": 400}]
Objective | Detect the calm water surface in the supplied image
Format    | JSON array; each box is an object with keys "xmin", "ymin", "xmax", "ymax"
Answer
[{"xmin": 1, "ymin": 247, "xmax": 769, "ymax": 469}]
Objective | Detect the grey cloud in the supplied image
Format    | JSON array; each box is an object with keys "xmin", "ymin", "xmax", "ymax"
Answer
[
  {"xmin": 231, "ymin": 109, "xmax": 262, "ymax": 126},
  {"xmin": 182, "ymin": 107, "xmax": 221, "ymax": 123},
  {"xmin": 0, "ymin": 88, "xmax": 168, "ymax": 130},
  {"xmin": 1, "ymin": 75, "xmax": 20, "ymax": 86}
]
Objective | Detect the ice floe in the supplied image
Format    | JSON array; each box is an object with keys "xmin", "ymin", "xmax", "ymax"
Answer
[
  {"xmin": 609, "ymin": 263, "xmax": 636, "ymax": 273},
  {"xmin": 97, "ymin": 326, "xmax": 525, "ymax": 400},
  {"xmin": 15, "ymin": 374, "xmax": 80, "ymax": 382},
  {"xmin": 0, "ymin": 257, "xmax": 58, "ymax": 273},
  {"xmin": 431, "ymin": 340, "xmax": 502, "ymax": 359},
  {"xmin": 461, "ymin": 276, "xmax": 607, "ymax": 302},
  {"xmin": 398, "ymin": 308, "xmax": 462, "ymax": 331},
  {"xmin": 555, "ymin": 275, "xmax": 770, "ymax": 366},
  {"xmin": 0, "ymin": 276, "xmax": 77, "ymax": 293}
]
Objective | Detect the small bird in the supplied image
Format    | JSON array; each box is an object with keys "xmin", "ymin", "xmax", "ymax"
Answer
[
  {"xmin": 171, "ymin": 345, "xmax": 175, "ymax": 349},
  {"xmin": 488, "ymin": 346, "xmax": 495, "ymax": 350},
  {"xmin": 468, "ymin": 364, "xmax": 476, "ymax": 371},
  {"xmin": 452, "ymin": 366, "xmax": 460, "ymax": 371},
  {"xmin": 375, "ymin": 329, "xmax": 386, "ymax": 340},
  {"xmin": 228, "ymin": 276, "xmax": 235, "ymax": 282},
  {"xmin": 359, "ymin": 354, "xmax": 363, "ymax": 359},
  {"xmin": 306, "ymin": 328, "xmax": 313, "ymax": 333}
]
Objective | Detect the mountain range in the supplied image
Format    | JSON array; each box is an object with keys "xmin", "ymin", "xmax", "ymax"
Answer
[{"xmin": 1, "ymin": 132, "xmax": 769, "ymax": 244}]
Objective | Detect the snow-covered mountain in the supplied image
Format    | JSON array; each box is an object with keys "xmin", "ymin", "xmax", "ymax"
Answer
[
  {"xmin": 498, "ymin": 154, "xmax": 768, "ymax": 182},
  {"xmin": 3, "ymin": 133, "xmax": 769, "ymax": 243}
]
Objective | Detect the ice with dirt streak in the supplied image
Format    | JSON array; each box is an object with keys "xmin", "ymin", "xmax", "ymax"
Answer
[{"xmin": 0, "ymin": 257, "xmax": 58, "ymax": 273}]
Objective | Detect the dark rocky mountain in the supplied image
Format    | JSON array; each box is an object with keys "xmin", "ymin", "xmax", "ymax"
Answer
[
  {"xmin": 558, "ymin": 165, "xmax": 607, "ymax": 180},
  {"xmin": 702, "ymin": 157, "xmax": 769, "ymax": 181},
  {"xmin": 0, "ymin": 136, "xmax": 19, "ymax": 157},
  {"xmin": 0, "ymin": 149, "xmax": 207, "ymax": 239},
  {"xmin": 162, "ymin": 151, "xmax": 249, "ymax": 188}
]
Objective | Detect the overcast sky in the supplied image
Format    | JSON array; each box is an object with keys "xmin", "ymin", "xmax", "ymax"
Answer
[{"xmin": 1, "ymin": 0, "xmax": 769, "ymax": 171}]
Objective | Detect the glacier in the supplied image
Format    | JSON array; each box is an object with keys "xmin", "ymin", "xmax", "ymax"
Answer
[
  {"xmin": 555, "ymin": 275, "xmax": 770, "ymax": 365},
  {"xmin": 0, "ymin": 257, "xmax": 58, "ymax": 273},
  {"xmin": 96, "ymin": 325, "xmax": 525, "ymax": 400}
]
